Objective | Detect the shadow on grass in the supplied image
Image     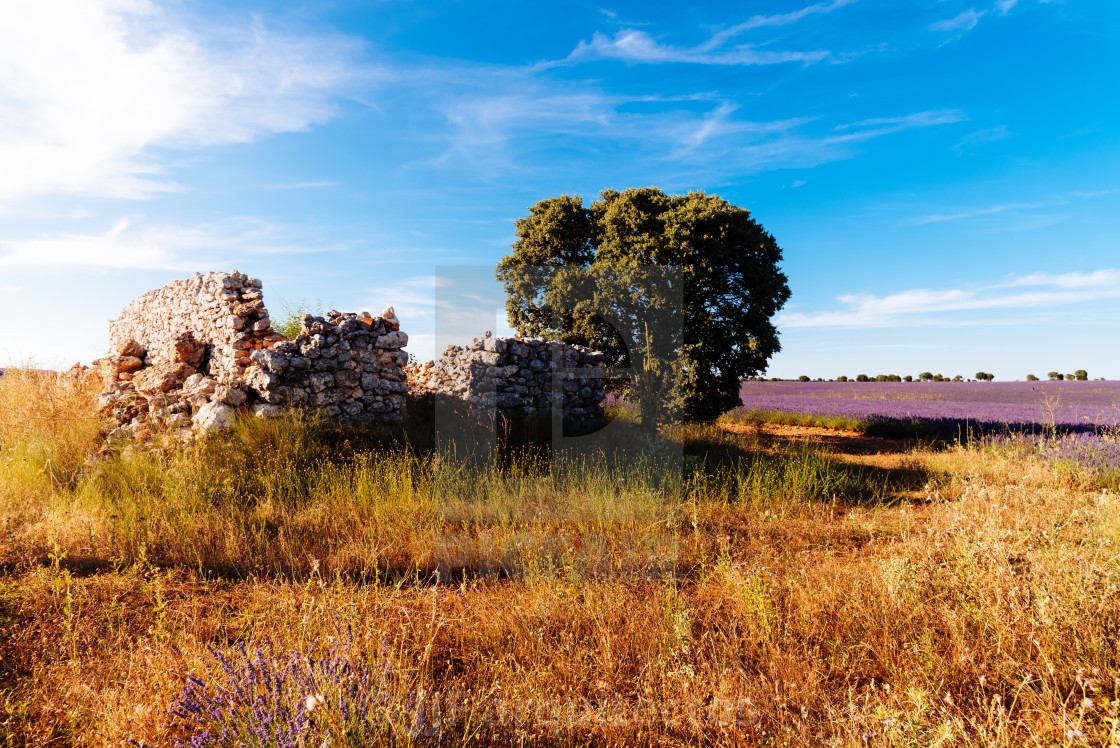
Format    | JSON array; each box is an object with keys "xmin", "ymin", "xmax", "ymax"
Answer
[{"xmin": 683, "ymin": 423, "xmax": 932, "ymax": 507}]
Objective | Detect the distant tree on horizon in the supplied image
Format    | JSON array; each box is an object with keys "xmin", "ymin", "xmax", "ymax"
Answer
[
  {"xmin": 1047, "ymin": 371, "xmax": 1062, "ymax": 381},
  {"xmin": 919, "ymin": 371, "xmax": 933, "ymax": 381},
  {"xmin": 1074, "ymin": 369, "xmax": 1088, "ymax": 381},
  {"xmin": 1026, "ymin": 374, "xmax": 1039, "ymax": 381}
]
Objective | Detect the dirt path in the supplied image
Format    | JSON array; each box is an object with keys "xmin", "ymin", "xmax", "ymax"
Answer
[{"xmin": 719, "ymin": 421, "xmax": 917, "ymax": 469}]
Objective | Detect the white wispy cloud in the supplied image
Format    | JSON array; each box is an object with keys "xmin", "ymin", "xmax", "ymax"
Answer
[
  {"xmin": 670, "ymin": 105, "xmax": 815, "ymax": 156},
  {"xmin": 929, "ymin": 8, "xmax": 987, "ymax": 32},
  {"xmin": 443, "ymin": 90, "xmax": 615, "ymax": 151},
  {"xmin": 830, "ymin": 110, "xmax": 967, "ymax": 141},
  {"xmin": 0, "ymin": 216, "xmax": 342, "ymax": 270},
  {"xmin": 0, "ymin": 0, "xmax": 375, "ymax": 202},
  {"xmin": 910, "ymin": 189, "xmax": 1110, "ymax": 225},
  {"xmin": 437, "ymin": 72, "xmax": 964, "ymax": 174},
  {"xmin": 913, "ymin": 201, "xmax": 1043, "ymax": 224},
  {"xmin": 363, "ymin": 274, "xmax": 443, "ymax": 327},
  {"xmin": 361, "ymin": 272, "xmax": 506, "ymax": 361},
  {"xmin": 779, "ymin": 269, "xmax": 1120, "ymax": 328},
  {"xmin": 1005, "ymin": 269, "xmax": 1120, "ymax": 288},
  {"xmin": 543, "ymin": 0, "xmax": 857, "ymax": 69},
  {"xmin": 701, "ymin": 0, "xmax": 859, "ymax": 42},
  {"xmin": 955, "ymin": 125, "xmax": 1011, "ymax": 151},
  {"xmin": 555, "ymin": 28, "xmax": 831, "ymax": 67}
]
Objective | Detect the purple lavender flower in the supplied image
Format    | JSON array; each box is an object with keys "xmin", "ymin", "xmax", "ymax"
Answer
[
  {"xmin": 987, "ymin": 431, "xmax": 1120, "ymax": 487},
  {"xmin": 729, "ymin": 380, "xmax": 1120, "ymax": 437},
  {"xmin": 130, "ymin": 627, "xmax": 444, "ymax": 747}
]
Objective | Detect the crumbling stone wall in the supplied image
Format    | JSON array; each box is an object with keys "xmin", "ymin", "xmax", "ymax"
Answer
[
  {"xmin": 408, "ymin": 334, "xmax": 606, "ymax": 430},
  {"xmin": 96, "ymin": 271, "xmax": 408, "ymax": 441},
  {"xmin": 95, "ymin": 271, "xmax": 603, "ymax": 442},
  {"xmin": 247, "ymin": 311, "xmax": 409, "ymax": 421},
  {"xmin": 107, "ymin": 270, "xmax": 277, "ymax": 383}
]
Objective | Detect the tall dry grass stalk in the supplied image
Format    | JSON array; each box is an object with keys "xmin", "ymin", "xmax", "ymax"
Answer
[{"xmin": 1, "ymin": 372, "xmax": 1118, "ymax": 746}]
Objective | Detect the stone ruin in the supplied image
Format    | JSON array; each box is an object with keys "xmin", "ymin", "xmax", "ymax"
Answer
[
  {"xmin": 406, "ymin": 333, "xmax": 607, "ymax": 431},
  {"xmin": 91, "ymin": 271, "xmax": 607, "ymax": 443},
  {"xmin": 94, "ymin": 271, "xmax": 408, "ymax": 442}
]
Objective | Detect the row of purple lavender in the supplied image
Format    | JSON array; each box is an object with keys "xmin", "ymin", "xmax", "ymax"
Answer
[
  {"xmin": 732, "ymin": 380, "xmax": 1120, "ymax": 435},
  {"xmin": 986, "ymin": 431, "xmax": 1120, "ymax": 489}
]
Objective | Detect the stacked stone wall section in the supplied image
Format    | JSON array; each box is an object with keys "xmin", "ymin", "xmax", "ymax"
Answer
[
  {"xmin": 409, "ymin": 334, "xmax": 606, "ymax": 429},
  {"xmin": 107, "ymin": 270, "xmax": 274, "ymax": 383},
  {"xmin": 97, "ymin": 271, "xmax": 408, "ymax": 440}
]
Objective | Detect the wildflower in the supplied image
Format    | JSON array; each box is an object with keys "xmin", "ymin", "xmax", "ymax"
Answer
[
  {"xmin": 306, "ymin": 693, "xmax": 327, "ymax": 713},
  {"xmin": 1066, "ymin": 728, "xmax": 1083, "ymax": 739}
]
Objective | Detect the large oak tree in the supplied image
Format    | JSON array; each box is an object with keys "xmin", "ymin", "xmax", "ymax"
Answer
[{"xmin": 497, "ymin": 188, "xmax": 790, "ymax": 423}]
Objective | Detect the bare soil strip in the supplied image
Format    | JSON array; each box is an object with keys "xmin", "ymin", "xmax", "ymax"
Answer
[{"xmin": 719, "ymin": 421, "xmax": 917, "ymax": 469}]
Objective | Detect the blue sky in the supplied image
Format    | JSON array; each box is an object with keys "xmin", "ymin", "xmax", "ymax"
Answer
[{"xmin": 1, "ymin": 0, "xmax": 1117, "ymax": 380}]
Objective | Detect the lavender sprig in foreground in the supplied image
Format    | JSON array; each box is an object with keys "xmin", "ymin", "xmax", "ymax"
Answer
[{"xmin": 130, "ymin": 627, "xmax": 444, "ymax": 747}]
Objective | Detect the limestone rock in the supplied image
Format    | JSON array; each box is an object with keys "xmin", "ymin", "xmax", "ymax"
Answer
[
  {"xmin": 375, "ymin": 331, "xmax": 408, "ymax": 349},
  {"xmin": 243, "ymin": 367, "xmax": 277, "ymax": 397},
  {"xmin": 171, "ymin": 332, "xmax": 205, "ymax": 368},
  {"xmin": 214, "ymin": 384, "xmax": 248, "ymax": 407},
  {"xmin": 133, "ymin": 362, "xmax": 196, "ymax": 395},
  {"xmin": 96, "ymin": 355, "xmax": 144, "ymax": 376},
  {"xmin": 381, "ymin": 306, "xmax": 400, "ymax": 332},
  {"xmin": 193, "ymin": 401, "xmax": 235, "ymax": 434},
  {"xmin": 249, "ymin": 348, "xmax": 287, "ymax": 374},
  {"xmin": 116, "ymin": 338, "xmax": 145, "ymax": 358}
]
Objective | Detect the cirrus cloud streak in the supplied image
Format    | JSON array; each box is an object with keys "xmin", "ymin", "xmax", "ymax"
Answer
[{"xmin": 780, "ymin": 269, "xmax": 1120, "ymax": 328}]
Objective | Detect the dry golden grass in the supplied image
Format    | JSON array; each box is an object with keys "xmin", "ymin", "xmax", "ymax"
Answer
[{"xmin": 1, "ymin": 371, "xmax": 1119, "ymax": 746}]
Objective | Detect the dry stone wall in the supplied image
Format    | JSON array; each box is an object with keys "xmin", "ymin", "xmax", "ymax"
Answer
[
  {"xmin": 93, "ymin": 271, "xmax": 605, "ymax": 442},
  {"xmin": 246, "ymin": 311, "xmax": 409, "ymax": 421},
  {"xmin": 408, "ymin": 334, "xmax": 607, "ymax": 430},
  {"xmin": 107, "ymin": 270, "xmax": 277, "ymax": 384},
  {"xmin": 95, "ymin": 271, "xmax": 407, "ymax": 442}
]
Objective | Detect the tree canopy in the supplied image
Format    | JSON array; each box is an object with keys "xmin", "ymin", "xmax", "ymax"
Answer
[{"xmin": 496, "ymin": 188, "xmax": 790, "ymax": 423}]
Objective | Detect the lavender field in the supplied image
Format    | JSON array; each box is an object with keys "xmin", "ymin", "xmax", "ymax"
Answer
[{"xmin": 731, "ymin": 380, "xmax": 1120, "ymax": 435}]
